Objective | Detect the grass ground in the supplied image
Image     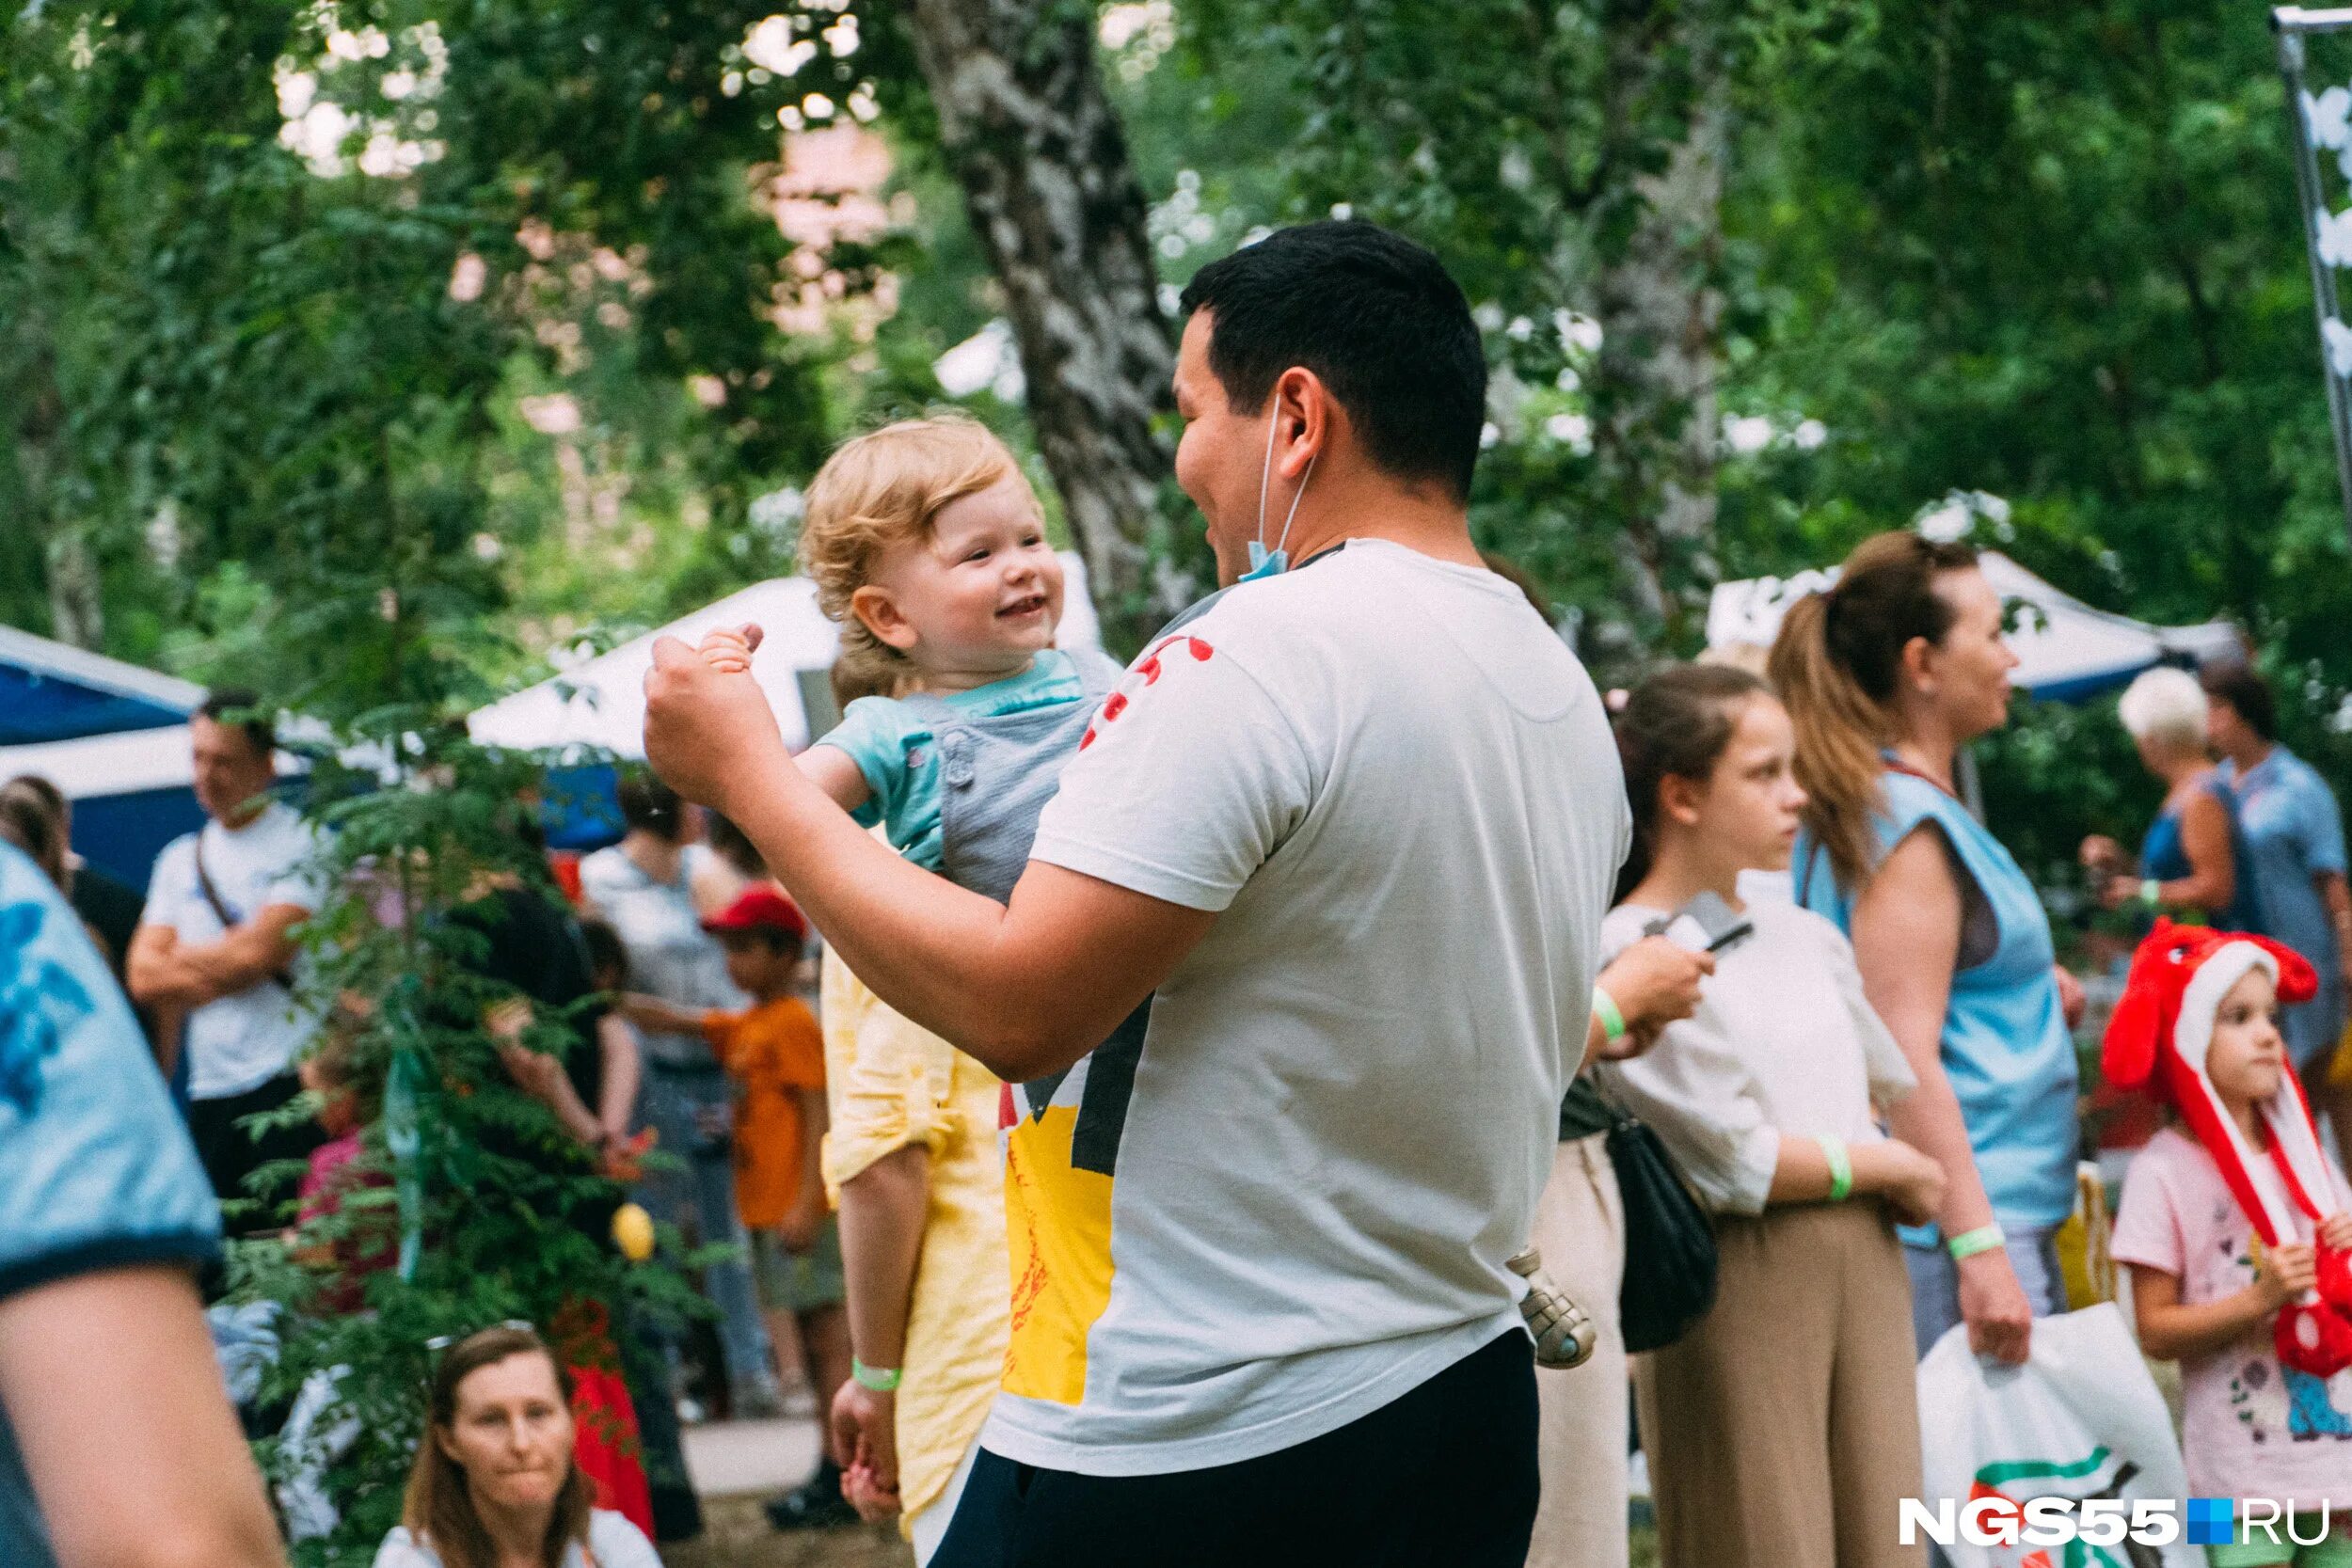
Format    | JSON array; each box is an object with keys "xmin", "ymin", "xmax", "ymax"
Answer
[{"xmin": 663, "ymin": 1496, "xmax": 912, "ymax": 1568}]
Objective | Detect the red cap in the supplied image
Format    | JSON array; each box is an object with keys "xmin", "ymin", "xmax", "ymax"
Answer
[{"xmin": 701, "ymin": 886, "xmax": 809, "ymax": 942}]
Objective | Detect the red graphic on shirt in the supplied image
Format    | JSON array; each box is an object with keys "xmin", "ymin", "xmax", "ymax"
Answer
[{"xmin": 1080, "ymin": 636, "xmax": 1214, "ymax": 751}]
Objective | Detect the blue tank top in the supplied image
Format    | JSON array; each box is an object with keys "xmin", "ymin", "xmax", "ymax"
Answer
[
  {"xmin": 2139, "ymin": 775, "xmax": 2264, "ymax": 933},
  {"xmin": 1793, "ymin": 770, "xmax": 2079, "ymax": 1232}
]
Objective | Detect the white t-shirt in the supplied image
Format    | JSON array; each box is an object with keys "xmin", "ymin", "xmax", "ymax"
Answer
[
  {"xmin": 141, "ymin": 800, "xmax": 324, "ymax": 1100},
  {"xmin": 373, "ymin": 1510, "xmax": 660, "ymax": 1568},
  {"xmin": 1597, "ymin": 900, "xmax": 1915, "ymax": 1215},
  {"xmin": 991, "ymin": 538, "xmax": 1629, "ymax": 1475}
]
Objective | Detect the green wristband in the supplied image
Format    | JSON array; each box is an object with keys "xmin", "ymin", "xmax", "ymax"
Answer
[
  {"xmin": 1593, "ymin": 988, "xmax": 1628, "ymax": 1045},
  {"xmin": 2140, "ymin": 878, "xmax": 2162, "ymax": 907},
  {"xmin": 1820, "ymin": 1135, "xmax": 1852, "ymax": 1202},
  {"xmin": 851, "ymin": 1357, "xmax": 901, "ymax": 1393},
  {"xmin": 1947, "ymin": 1223, "xmax": 2007, "ymax": 1262}
]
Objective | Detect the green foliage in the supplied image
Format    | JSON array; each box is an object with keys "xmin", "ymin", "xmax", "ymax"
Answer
[
  {"xmin": 220, "ymin": 730, "xmax": 705, "ymax": 1565},
  {"xmin": 1721, "ymin": 0, "xmax": 2352, "ymax": 847},
  {"xmin": 0, "ymin": 5, "xmax": 849, "ymax": 1560},
  {"xmin": 1143, "ymin": 0, "xmax": 2352, "ymax": 844},
  {"xmin": 1723, "ymin": 1, "xmax": 2338, "ymax": 626},
  {"xmin": 0, "ymin": 0, "xmax": 846, "ymax": 689}
]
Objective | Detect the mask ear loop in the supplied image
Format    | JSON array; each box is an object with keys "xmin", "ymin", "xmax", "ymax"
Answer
[
  {"xmin": 1251, "ymin": 391, "xmax": 1317, "ymax": 574},
  {"xmin": 1253, "ymin": 398, "xmax": 1282, "ymax": 562}
]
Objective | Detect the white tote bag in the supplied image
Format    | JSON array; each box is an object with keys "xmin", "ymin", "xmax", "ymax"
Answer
[{"xmin": 1915, "ymin": 1303, "xmax": 2201, "ymax": 1568}]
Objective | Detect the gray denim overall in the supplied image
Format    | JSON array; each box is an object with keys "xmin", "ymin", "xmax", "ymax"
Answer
[
  {"xmin": 898, "ymin": 650, "xmax": 1149, "ymax": 1175},
  {"xmin": 899, "ymin": 648, "xmax": 1123, "ymax": 906}
]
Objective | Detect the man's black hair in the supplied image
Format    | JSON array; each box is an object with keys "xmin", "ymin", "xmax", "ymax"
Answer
[
  {"xmin": 2201, "ymin": 660, "xmax": 2279, "ymax": 743},
  {"xmin": 1177, "ymin": 221, "xmax": 1486, "ymax": 502},
  {"xmin": 197, "ymin": 688, "xmax": 276, "ymax": 758},
  {"xmin": 615, "ymin": 771, "xmax": 684, "ymax": 841}
]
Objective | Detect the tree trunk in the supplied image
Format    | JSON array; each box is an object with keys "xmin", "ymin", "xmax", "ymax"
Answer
[
  {"xmin": 13, "ymin": 341, "xmax": 107, "ymax": 650},
  {"xmin": 1587, "ymin": 0, "xmax": 1724, "ymax": 658},
  {"xmin": 904, "ymin": 0, "xmax": 1179, "ymax": 650},
  {"xmin": 45, "ymin": 531, "xmax": 105, "ymax": 651}
]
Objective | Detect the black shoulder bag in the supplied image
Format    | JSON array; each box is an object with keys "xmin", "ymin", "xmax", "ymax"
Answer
[{"xmin": 1601, "ymin": 1085, "xmax": 1720, "ymax": 1354}]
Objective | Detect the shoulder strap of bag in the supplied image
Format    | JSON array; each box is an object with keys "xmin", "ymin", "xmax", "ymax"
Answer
[
  {"xmin": 192, "ymin": 831, "xmax": 299, "ymax": 994},
  {"xmin": 191, "ymin": 831, "xmax": 243, "ymax": 930},
  {"xmin": 1583, "ymin": 1068, "xmax": 1643, "ymax": 1132}
]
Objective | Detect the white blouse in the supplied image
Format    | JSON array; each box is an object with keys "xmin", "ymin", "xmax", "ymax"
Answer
[
  {"xmin": 1596, "ymin": 898, "xmax": 1915, "ymax": 1215},
  {"xmin": 373, "ymin": 1510, "xmax": 661, "ymax": 1568}
]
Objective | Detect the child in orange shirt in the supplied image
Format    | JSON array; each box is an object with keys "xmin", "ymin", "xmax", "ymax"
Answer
[{"xmin": 625, "ymin": 886, "xmax": 851, "ymax": 1514}]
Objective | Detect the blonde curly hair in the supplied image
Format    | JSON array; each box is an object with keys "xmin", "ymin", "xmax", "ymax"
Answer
[{"xmin": 799, "ymin": 414, "xmax": 1038, "ymax": 686}]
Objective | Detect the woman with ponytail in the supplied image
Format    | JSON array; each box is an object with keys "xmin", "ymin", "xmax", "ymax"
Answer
[{"xmin": 1769, "ymin": 531, "xmax": 2083, "ymax": 1367}]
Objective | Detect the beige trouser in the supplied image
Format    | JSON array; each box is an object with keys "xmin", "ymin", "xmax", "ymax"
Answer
[
  {"xmin": 1526, "ymin": 1133, "xmax": 1629, "ymax": 1568},
  {"xmin": 1636, "ymin": 1203, "xmax": 1926, "ymax": 1568}
]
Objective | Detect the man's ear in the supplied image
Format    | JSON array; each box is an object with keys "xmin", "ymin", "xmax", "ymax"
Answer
[
  {"xmin": 850, "ymin": 584, "xmax": 919, "ymax": 653},
  {"xmin": 1272, "ymin": 366, "xmax": 1333, "ymax": 482}
]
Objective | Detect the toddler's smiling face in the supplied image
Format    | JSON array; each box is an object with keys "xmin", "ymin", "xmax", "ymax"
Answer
[{"xmin": 853, "ymin": 473, "xmax": 1065, "ymax": 689}]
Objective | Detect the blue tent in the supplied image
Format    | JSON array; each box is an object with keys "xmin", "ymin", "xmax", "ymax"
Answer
[
  {"xmin": 0, "ymin": 628, "xmax": 213, "ymax": 887},
  {"xmin": 0, "ymin": 624, "xmax": 204, "ymax": 745}
]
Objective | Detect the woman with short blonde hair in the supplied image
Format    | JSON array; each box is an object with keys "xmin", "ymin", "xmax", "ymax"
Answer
[{"xmin": 2081, "ymin": 666, "xmax": 2261, "ymax": 933}]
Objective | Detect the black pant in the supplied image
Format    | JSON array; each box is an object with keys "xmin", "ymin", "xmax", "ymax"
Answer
[
  {"xmin": 188, "ymin": 1071, "xmax": 324, "ymax": 1227},
  {"xmin": 932, "ymin": 1329, "xmax": 1538, "ymax": 1568}
]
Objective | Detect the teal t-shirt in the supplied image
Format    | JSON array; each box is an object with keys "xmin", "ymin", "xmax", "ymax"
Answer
[{"xmin": 814, "ymin": 648, "xmax": 1095, "ymax": 871}]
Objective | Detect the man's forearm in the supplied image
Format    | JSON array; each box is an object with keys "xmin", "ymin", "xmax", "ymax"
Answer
[
  {"xmin": 127, "ymin": 940, "xmax": 221, "ymax": 1010},
  {"xmin": 169, "ymin": 928, "xmax": 293, "ymax": 995}
]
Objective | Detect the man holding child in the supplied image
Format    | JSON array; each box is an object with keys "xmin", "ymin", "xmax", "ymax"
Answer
[{"xmin": 643, "ymin": 222, "xmax": 1628, "ymax": 1564}]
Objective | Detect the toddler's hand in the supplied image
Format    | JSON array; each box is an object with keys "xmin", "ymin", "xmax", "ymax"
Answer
[
  {"xmin": 2323, "ymin": 1212, "xmax": 2352, "ymax": 1253},
  {"xmin": 696, "ymin": 622, "xmax": 761, "ymax": 674}
]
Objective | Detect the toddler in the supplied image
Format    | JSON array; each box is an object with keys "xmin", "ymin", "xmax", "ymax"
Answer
[{"xmin": 693, "ymin": 416, "xmax": 1119, "ymax": 1552}]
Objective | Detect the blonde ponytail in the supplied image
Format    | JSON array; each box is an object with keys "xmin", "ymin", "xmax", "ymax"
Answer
[
  {"xmin": 1767, "ymin": 530, "xmax": 1980, "ymax": 895},
  {"xmin": 1769, "ymin": 592, "xmax": 1892, "ymax": 893}
]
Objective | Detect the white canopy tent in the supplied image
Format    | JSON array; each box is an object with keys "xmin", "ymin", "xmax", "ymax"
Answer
[
  {"xmin": 469, "ymin": 554, "xmax": 1105, "ymax": 759},
  {"xmin": 1706, "ymin": 550, "xmax": 2244, "ymax": 702}
]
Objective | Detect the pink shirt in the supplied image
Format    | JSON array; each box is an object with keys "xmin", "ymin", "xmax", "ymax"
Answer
[{"xmin": 2111, "ymin": 1126, "xmax": 2352, "ymax": 1507}]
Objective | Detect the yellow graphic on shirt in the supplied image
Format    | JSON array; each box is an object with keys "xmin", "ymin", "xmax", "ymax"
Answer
[{"xmin": 1001, "ymin": 1105, "xmax": 1115, "ymax": 1405}]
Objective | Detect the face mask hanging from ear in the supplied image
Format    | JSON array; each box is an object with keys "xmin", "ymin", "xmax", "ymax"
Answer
[{"xmin": 1240, "ymin": 395, "xmax": 1317, "ymax": 582}]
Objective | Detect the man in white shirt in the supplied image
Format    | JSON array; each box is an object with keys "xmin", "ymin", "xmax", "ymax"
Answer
[
  {"xmin": 128, "ymin": 690, "xmax": 324, "ymax": 1215},
  {"xmin": 644, "ymin": 222, "xmax": 1626, "ymax": 1565}
]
